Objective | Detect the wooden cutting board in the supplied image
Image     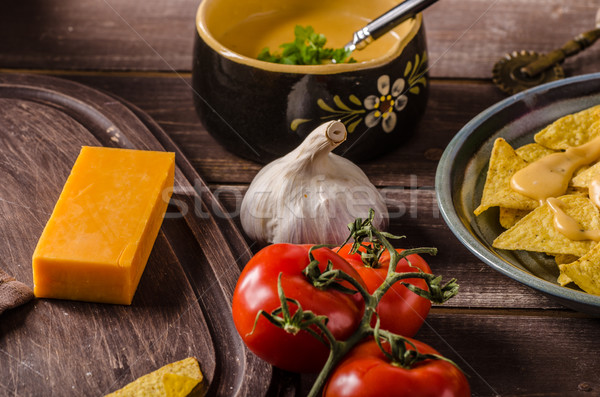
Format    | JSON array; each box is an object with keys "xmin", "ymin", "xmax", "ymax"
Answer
[{"xmin": 0, "ymin": 73, "xmax": 273, "ymax": 396}]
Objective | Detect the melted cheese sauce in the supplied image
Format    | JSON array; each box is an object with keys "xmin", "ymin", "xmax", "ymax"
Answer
[
  {"xmin": 547, "ymin": 197, "xmax": 600, "ymax": 241},
  {"xmin": 511, "ymin": 137, "xmax": 600, "ymax": 202},
  {"xmin": 511, "ymin": 135, "xmax": 600, "ymax": 241},
  {"xmin": 589, "ymin": 178, "xmax": 600, "ymax": 208},
  {"xmin": 216, "ymin": 3, "xmax": 410, "ymax": 63}
]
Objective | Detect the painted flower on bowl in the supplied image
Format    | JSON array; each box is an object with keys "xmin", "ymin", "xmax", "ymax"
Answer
[
  {"xmin": 364, "ymin": 75, "xmax": 408, "ymax": 133},
  {"xmin": 289, "ymin": 52, "xmax": 427, "ymax": 136}
]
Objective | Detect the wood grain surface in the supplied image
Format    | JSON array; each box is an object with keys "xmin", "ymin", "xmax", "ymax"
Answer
[
  {"xmin": 1, "ymin": 0, "xmax": 600, "ymax": 396},
  {"xmin": 1, "ymin": 0, "xmax": 599, "ymax": 79},
  {"xmin": 0, "ymin": 74, "xmax": 271, "ymax": 397}
]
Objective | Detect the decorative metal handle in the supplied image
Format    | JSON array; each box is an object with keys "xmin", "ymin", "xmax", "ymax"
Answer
[{"xmin": 521, "ymin": 27, "xmax": 600, "ymax": 77}]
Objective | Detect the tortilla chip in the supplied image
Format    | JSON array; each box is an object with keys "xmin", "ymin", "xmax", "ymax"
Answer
[
  {"xmin": 474, "ymin": 138, "xmax": 539, "ymax": 215},
  {"xmin": 557, "ymin": 270, "xmax": 573, "ymax": 286},
  {"xmin": 554, "ymin": 254, "xmax": 577, "ymax": 285},
  {"xmin": 515, "ymin": 143, "xmax": 556, "ymax": 163},
  {"xmin": 499, "ymin": 207, "xmax": 530, "ymax": 229},
  {"xmin": 572, "ymin": 163, "xmax": 590, "ymax": 180},
  {"xmin": 553, "ymin": 253, "xmax": 579, "ymax": 265},
  {"xmin": 105, "ymin": 357, "xmax": 204, "ymax": 397},
  {"xmin": 492, "ymin": 194, "xmax": 599, "ymax": 256},
  {"xmin": 559, "ymin": 243, "xmax": 600, "ymax": 295},
  {"xmin": 163, "ymin": 374, "xmax": 202, "ymax": 397},
  {"xmin": 565, "ymin": 187, "xmax": 588, "ymax": 196},
  {"xmin": 571, "ymin": 161, "xmax": 600, "ymax": 189},
  {"xmin": 534, "ymin": 105, "xmax": 600, "ymax": 150}
]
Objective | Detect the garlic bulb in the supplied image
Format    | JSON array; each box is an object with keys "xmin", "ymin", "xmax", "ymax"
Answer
[{"xmin": 241, "ymin": 120, "xmax": 388, "ymax": 244}]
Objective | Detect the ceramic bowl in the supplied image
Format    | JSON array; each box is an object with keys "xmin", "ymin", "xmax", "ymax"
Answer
[
  {"xmin": 436, "ymin": 73, "xmax": 600, "ymax": 315},
  {"xmin": 192, "ymin": 0, "xmax": 429, "ymax": 163}
]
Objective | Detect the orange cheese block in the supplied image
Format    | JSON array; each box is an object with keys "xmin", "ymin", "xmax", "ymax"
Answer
[{"xmin": 32, "ymin": 146, "xmax": 175, "ymax": 305}]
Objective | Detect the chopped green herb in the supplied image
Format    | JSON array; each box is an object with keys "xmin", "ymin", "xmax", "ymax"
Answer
[{"xmin": 257, "ymin": 25, "xmax": 356, "ymax": 65}]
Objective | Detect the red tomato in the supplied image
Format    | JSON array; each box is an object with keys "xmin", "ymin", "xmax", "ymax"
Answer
[
  {"xmin": 232, "ymin": 244, "xmax": 367, "ymax": 373},
  {"xmin": 336, "ymin": 244, "xmax": 432, "ymax": 337},
  {"xmin": 323, "ymin": 338, "xmax": 470, "ymax": 397}
]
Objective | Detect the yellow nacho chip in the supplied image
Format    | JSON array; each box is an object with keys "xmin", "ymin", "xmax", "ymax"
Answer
[
  {"xmin": 163, "ymin": 374, "xmax": 202, "ymax": 397},
  {"xmin": 477, "ymin": 104, "xmax": 600, "ymax": 297},
  {"xmin": 571, "ymin": 160, "xmax": 600, "ymax": 189},
  {"xmin": 553, "ymin": 254, "xmax": 577, "ymax": 285},
  {"xmin": 553, "ymin": 253, "xmax": 579, "ymax": 265},
  {"xmin": 515, "ymin": 143, "xmax": 556, "ymax": 163},
  {"xmin": 557, "ymin": 270, "xmax": 573, "ymax": 286},
  {"xmin": 474, "ymin": 138, "xmax": 539, "ymax": 215},
  {"xmin": 572, "ymin": 163, "xmax": 590, "ymax": 180},
  {"xmin": 534, "ymin": 104, "xmax": 600, "ymax": 150},
  {"xmin": 105, "ymin": 357, "xmax": 204, "ymax": 397},
  {"xmin": 514, "ymin": 143, "xmax": 590, "ymax": 189},
  {"xmin": 492, "ymin": 195, "xmax": 599, "ymax": 257},
  {"xmin": 498, "ymin": 207, "xmax": 530, "ymax": 229},
  {"xmin": 559, "ymin": 243, "xmax": 600, "ymax": 295},
  {"xmin": 565, "ymin": 187, "xmax": 589, "ymax": 197}
]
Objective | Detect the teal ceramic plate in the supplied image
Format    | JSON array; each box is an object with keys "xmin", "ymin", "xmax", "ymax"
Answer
[{"xmin": 435, "ymin": 73, "xmax": 600, "ymax": 315}]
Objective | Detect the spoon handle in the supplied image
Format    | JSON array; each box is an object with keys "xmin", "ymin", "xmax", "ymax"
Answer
[{"xmin": 345, "ymin": 0, "xmax": 439, "ymax": 52}]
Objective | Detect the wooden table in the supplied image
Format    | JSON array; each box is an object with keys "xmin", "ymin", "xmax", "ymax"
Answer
[{"xmin": 1, "ymin": 1, "xmax": 600, "ymax": 396}]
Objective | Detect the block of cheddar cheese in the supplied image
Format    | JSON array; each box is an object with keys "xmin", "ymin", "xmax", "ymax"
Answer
[{"xmin": 32, "ymin": 146, "xmax": 175, "ymax": 305}]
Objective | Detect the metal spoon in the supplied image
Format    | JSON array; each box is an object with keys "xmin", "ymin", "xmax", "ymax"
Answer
[
  {"xmin": 493, "ymin": 8, "xmax": 600, "ymax": 95},
  {"xmin": 344, "ymin": 0, "xmax": 440, "ymax": 52}
]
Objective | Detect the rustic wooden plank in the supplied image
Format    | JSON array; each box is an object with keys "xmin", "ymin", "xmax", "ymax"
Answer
[
  {"xmin": 0, "ymin": 74, "xmax": 271, "ymax": 396},
  {"xmin": 210, "ymin": 184, "xmax": 566, "ymax": 311},
  {"xmin": 0, "ymin": 264, "xmax": 212, "ymax": 396},
  {"xmin": 0, "ymin": 0, "xmax": 196, "ymax": 72},
  {"xmin": 42, "ymin": 72, "xmax": 586, "ymax": 312},
  {"xmin": 59, "ymin": 74, "xmax": 507, "ymax": 186},
  {"xmin": 417, "ymin": 312, "xmax": 600, "ymax": 396},
  {"xmin": 292, "ymin": 312, "xmax": 600, "ymax": 396},
  {"xmin": 2, "ymin": 0, "xmax": 598, "ymax": 80},
  {"xmin": 56, "ymin": 74, "xmax": 262, "ymax": 184},
  {"xmin": 2, "ymin": 0, "xmax": 600, "ymax": 395},
  {"xmin": 424, "ymin": 0, "xmax": 600, "ymax": 79},
  {"xmin": 0, "ymin": 105, "xmax": 215, "ymax": 395}
]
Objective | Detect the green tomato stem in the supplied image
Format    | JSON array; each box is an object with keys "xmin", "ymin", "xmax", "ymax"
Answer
[
  {"xmin": 265, "ymin": 210, "xmax": 460, "ymax": 396},
  {"xmin": 307, "ymin": 316, "xmax": 374, "ymax": 397},
  {"xmin": 306, "ymin": 211, "xmax": 460, "ymax": 395}
]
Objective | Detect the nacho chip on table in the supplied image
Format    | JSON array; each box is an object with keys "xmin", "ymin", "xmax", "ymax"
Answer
[
  {"xmin": 105, "ymin": 357, "xmax": 204, "ymax": 397},
  {"xmin": 534, "ymin": 104, "xmax": 600, "ymax": 150},
  {"xmin": 163, "ymin": 373, "xmax": 202, "ymax": 397},
  {"xmin": 559, "ymin": 244, "xmax": 600, "ymax": 296},
  {"xmin": 474, "ymin": 138, "xmax": 539, "ymax": 216},
  {"xmin": 492, "ymin": 194, "xmax": 600, "ymax": 257}
]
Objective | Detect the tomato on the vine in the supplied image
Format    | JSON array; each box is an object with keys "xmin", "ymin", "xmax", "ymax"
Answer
[
  {"xmin": 323, "ymin": 337, "xmax": 470, "ymax": 397},
  {"xmin": 336, "ymin": 243, "xmax": 432, "ymax": 337},
  {"xmin": 232, "ymin": 244, "xmax": 367, "ymax": 373}
]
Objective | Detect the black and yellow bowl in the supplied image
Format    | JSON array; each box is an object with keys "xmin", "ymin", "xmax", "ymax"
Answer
[{"xmin": 192, "ymin": 0, "xmax": 429, "ymax": 163}]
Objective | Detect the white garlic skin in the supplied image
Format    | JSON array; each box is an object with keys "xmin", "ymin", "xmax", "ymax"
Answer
[{"xmin": 241, "ymin": 120, "xmax": 388, "ymax": 244}]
